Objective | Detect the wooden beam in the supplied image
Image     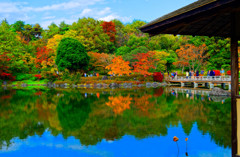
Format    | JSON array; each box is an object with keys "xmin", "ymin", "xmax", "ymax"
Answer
[
  {"xmin": 231, "ymin": 36, "xmax": 238, "ymax": 157},
  {"xmin": 211, "ymin": 22, "xmax": 231, "ymax": 37},
  {"xmin": 231, "ymin": 12, "xmax": 239, "ymax": 157}
]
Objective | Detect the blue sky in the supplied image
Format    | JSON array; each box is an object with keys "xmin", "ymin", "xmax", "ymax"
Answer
[{"xmin": 0, "ymin": 0, "xmax": 197, "ymax": 28}]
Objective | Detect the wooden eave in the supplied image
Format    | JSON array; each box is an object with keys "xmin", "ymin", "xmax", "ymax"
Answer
[{"xmin": 140, "ymin": 0, "xmax": 240, "ymax": 38}]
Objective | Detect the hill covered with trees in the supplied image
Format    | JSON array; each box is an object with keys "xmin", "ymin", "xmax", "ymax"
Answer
[{"xmin": 0, "ymin": 17, "xmax": 235, "ymax": 83}]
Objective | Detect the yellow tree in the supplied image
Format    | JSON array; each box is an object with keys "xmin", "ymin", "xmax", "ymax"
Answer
[
  {"xmin": 47, "ymin": 34, "xmax": 64, "ymax": 54},
  {"xmin": 105, "ymin": 56, "xmax": 132, "ymax": 76},
  {"xmin": 154, "ymin": 50, "xmax": 170, "ymax": 72}
]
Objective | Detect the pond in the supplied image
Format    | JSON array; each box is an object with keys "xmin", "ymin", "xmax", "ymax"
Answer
[{"xmin": 0, "ymin": 87, "xmax": 231, "ymax": 157}]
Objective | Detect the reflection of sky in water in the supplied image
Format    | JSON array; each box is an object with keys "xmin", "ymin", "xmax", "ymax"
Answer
[{"xmin": 0, "ymin": 123, "xmax": 231, "ymax": 157}]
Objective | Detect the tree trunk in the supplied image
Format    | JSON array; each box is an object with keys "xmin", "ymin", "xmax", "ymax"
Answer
[{"xmin": 182, "ymin": 66, "xmax": 184, "ymax": 74}]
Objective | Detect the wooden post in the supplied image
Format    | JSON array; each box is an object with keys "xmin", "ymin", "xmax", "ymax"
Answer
[{"xmin": 231, "ymin": 12, "xmax": 239, "ymax": 156}]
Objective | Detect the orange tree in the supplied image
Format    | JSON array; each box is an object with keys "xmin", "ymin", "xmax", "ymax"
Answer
[
  {"xmin": 35, "ymin": 46, "xmax": 55, "ymax": 70},
  {"xmin": 106, "ymin": 95, "xmax": 132, "ymax": 115},
  {"xmin": 133, "ymin": 51, "xmax": 158, "ymax": 76},
  {"xmin": 175, "ymin": 44, "xmax": 208, "ymax": 71},
  {"xmin": 88, "ymin": 51, "xmax": 115, "ymax": 73},
  {"xmin": 105, "ymin": 56, "xmax": 132, "ymax": 76}
]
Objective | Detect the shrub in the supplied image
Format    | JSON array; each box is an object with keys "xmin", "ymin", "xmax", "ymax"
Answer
[
  {"xmin": 42, "ymin": 71, "xmax": 58, "ymax": 82},
  {"xmin": 71, "ymin": 72, "xmax": 81, "ymax": 84},
  {"xmin": 153, "ymin": 72, "xmax": 163, "ymax": 82},
  {"xmin": 34, "ymin": 74, "xmax": 42, "ymax": 80},
  {"xmin": 61, "ymin": 69, "xmax": 70, "ymax": 81},
  {"xmin": 15, "ymin": 73, "xmax": 32, "ymax": 81},
  {"xmin": 0, "ymin": 73, "xmax": 15, "ymax": 81},
  {"xmin": 213, "ymin": 70, "xmax": 221, "ymax": 76}
]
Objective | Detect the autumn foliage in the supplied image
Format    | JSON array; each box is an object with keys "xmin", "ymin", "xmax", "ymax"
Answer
[
  {"xmin": 134, "ymin": 95, "xmax": 153, "ymax": 116},
  {"xmin": 88, "ymin": 51, "xmax": 115, "ymax": 73},
  {"xmin": 227, "ymin": 70, "xmax": 231, "ymax": 75},
  {"xmin": 105, "ymin": 56, "xmax": 132, "ymax": 76},
  {"xmin": 0, "ymin": 53, "xmax": 15, "ymax": 81},
  {"xmin": 153, "ymin": 72, "xmax": 163, "ymax": 82},
  {"xmin": 35, "ymin": 46, "xmax": 54, "ymax": 69},
  {"xmin": 101, "ymin": 21, "xmax": 116, "ymax": 42},
  {"xmin": 213, "ymin": 70, "xmax": 221, "ymax": 76},
  {"xmin": 106, "ymin": 95, "xmax": 132, "ymax": 115},
  {"xmin": 133, "ymin": 51, "xmax": 158, "ymax": 76},
  {"xmin": 34, "ymin": 74, "xmax": 42, "ymax": 80},
  {"xmin": 175, "ymin": 44, "xmax": 208, "ymax": 71}
]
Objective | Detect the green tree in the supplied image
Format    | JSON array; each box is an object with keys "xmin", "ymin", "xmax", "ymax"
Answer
[
  {"xmin": 115, "ymin": 46, "xmax": 131, "ymax": 56},
  {"xmin": 165, "ymin": 50, "xmax": 177, "ymax": 72},
  {"xmin": 44, "ymin": 23, "xmax": 60, "ymax": 39},
  {"xmin": 0, "ymin": 20, "xmax": 28, "ymax": 73},
  {"xmin": 123, "ymin": 46, "xmax": 149, "ymax": 64},
  {"xmin": 189, "ymin": 36, "xmax": 230, "ymax": 70},
  {"xmin": 59, "ymin": 21, "xmax": 69, "ymax": 35},
  {"xmin": 11, "ymin": 21, "xmax": 25, "ymax": 32},
  {"xmin": 127, "ymin": 34, "xmax": 148, "ymax": 50},
  {"xmin": 112, "ymin": 19, "xmax": 127, "ymax": 48},
  {"xmin": 56, "ymin": 38, "xmax": 90, "ymax": 72},
  {"xmin": 70, "ymin": 17, "xmax": 113, "ymax": 53}
]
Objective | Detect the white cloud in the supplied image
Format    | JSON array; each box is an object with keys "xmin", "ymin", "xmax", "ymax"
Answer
[
  {"xmin": 0, "ymin": 0, "xmax": 103, "ymax": 13},
  {"xmin": 98, "ymin": 14, "xmax": 132, "ymax": 22},
  {"xmin": 0, "ymin": 2, "xmax": 22, "ymax": 13},
  {"xmin": 42, "ymin": 16, "xmax": 56, "ymax": 20},
  {"xmin": 80, "ymin": 8, "xmax": 92, "ymax": 16},
  {"xmin": 97, "ymin": 7, "xmax": 111, "ymax": 16},
  {"xmin": 0, "ymin": 0, "xmax": 131, "ymax": 28}
]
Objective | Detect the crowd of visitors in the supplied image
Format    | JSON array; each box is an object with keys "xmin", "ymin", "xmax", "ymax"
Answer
[
  {"xmin": 84, "ymin": 72, "xmax": 99, "ymax": 77},
  {"xmin": 169, "ymin": 69, "xmax": 226, "ymax": 80}
]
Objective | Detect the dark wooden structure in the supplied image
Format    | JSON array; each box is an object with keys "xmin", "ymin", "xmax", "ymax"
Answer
[{"xmin": 140, "ymin": 0, "xmax": 240, "ymax": 156}]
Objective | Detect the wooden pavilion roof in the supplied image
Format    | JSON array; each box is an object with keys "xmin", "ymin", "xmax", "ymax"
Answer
[{"xmin": 140, "ymin": 0, "xmax": 240, "ymax": 38}]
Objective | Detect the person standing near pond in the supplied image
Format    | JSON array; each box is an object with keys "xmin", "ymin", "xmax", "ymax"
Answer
[
  {"xmin": 171, "ymin": 72, "xmax": 174, "ymax": 79},
  {"xmin": 189, "ymin": 71, "xmax": 192, "ymax": 79},
  {"xmin": 220, "ymin": 68, "xmax": 225, "ymax": 79},
  {"xmin": 196, "ymin": 70, "xmax": 199, "ymax": 79},
  {"xmin": 207, "ymin": 70, "xmax": 210, "ymax": 76},
  {"xmin": 210, "ymin": 70, "xmax": 215, "ymax": 80},
  {"xmin": 186, "ymin": 71, "xmax": 189, "ymax": 79}
]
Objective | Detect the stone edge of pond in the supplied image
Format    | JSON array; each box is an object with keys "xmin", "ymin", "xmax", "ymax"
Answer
[{"xmin": 1, "ymin": 82, "xmax": 168, "ymax": 89}]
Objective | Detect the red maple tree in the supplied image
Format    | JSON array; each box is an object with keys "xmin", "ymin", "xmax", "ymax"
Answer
[
  {"xmin": 35, "ymin": 46, "xmax": 54, "ymax": 69},
  {"xmin": 0, "ymin": 53, "xmax": 15, "ymax": 81},
  {"xmin": 133, "ymin": 51, "xmax": 158, "ymax": 76},
  {"xmin": 101, "ymin": 21, "xmax": 116, "ymax": 42}
]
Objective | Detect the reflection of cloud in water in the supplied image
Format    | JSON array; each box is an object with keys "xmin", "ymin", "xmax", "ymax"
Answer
[
  {"xmin": 0, "ymin": 131, "xmax": 111, "ymax": 157},
  {"xmin": 103, "ymin": 139, "xmax": 114, "ymax": 144},
  {"xmin": 196, "ymin": 148, "xmax": 231, "ymax": 157},
  {"xmin": 1, "ymin": 141, "xmax": 21, "ymax": 152}
]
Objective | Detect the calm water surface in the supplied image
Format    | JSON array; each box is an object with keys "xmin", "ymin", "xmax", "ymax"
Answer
[{"xmin": 0, "ymin": 87, "xmax": 231, "ymax": 157}]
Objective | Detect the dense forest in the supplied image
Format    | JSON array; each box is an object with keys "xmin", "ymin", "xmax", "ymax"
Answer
[{"xmin": 0, "ymin": 17, "xmax": 237, "ymax": 82}]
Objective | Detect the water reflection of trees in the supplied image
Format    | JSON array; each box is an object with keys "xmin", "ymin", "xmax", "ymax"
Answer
[{"xmin": 0, "ymin": 88, "xmax": 231, "ymax": 149}]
